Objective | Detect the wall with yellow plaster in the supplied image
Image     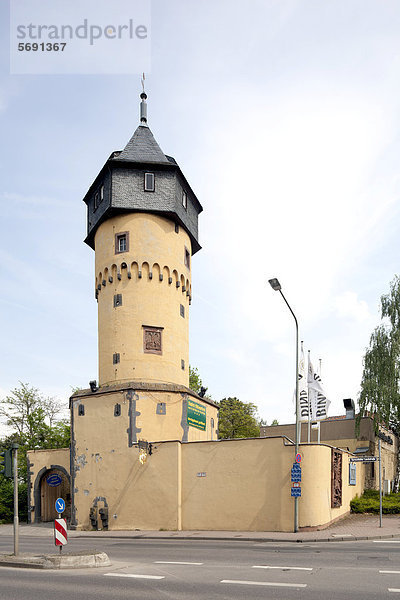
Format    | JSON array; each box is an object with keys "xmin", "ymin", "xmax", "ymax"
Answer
[
  {"xmin": 95, "ymin": 213, "xmax": 192, "ymax": 387},
  {"xmin": 27, "ymin": 448, "xmax": 70, "ymax": 524},
  {"xmin": 66, "ymin": 431, "xmax": 363, "ymax": 532},
  {"xmin": 298, "ymin": 444, "xmax": 364, "ymax": 528}
]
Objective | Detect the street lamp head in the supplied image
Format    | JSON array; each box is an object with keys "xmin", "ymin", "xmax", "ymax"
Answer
[{"xmin": 268, "ymin": 278, "xmax": 281, "ymax": 291}]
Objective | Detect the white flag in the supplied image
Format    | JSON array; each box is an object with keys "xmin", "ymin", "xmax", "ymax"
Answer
[
  {"xmin": 298, "ymin": 342, "xmax": 309, "ymax": 422},
  {"xmin": 307, "ymin": 356, "xmax": 330, "ymax": 421}
]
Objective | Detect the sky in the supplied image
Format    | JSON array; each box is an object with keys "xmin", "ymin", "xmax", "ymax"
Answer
[{"xmin": 1, "ymin": 0, "xmax": 400, "ymax": 435}]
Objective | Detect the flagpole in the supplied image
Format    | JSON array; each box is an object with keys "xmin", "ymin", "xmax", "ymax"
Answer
[
  {"xmin": 307, "ymin": 350, "xmax": 311, "ymax": 443},
  {"xmin": 318, "ymin": 359, "xmax": 322, "ymax": 444}
]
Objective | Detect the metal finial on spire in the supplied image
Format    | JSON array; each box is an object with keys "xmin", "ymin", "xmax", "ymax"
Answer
[{"xmin": 140, "ymin": 72, "xmax": 148, "ymax": 125}]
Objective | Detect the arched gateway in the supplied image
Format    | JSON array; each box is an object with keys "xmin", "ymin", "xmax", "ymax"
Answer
[{"xmin": 33, "ymin": 466, "xmax": 71, "ymax": 523}]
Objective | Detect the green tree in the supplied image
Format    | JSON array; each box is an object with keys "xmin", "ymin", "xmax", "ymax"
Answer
[
  {"xmin": 0, "ymin": 384, "xmax": 70, "ymax": 522},
  {"xmin": 189, "ymin": 365, "xmax": 208, "ymax": 396},
  {"xmin": 218, "ymin": 397, "xmax": 260, "ymax": 439},
  {"xmin": 271, "ymin": 419, "xmax": 279, "ymax": 426},
  {"xmin": 358, "ymin": 276, "xmax": 400, "ymax": 488},
  {"xmin": 0, "ymin": 382, "xmax": 63, "ymax": 437}
]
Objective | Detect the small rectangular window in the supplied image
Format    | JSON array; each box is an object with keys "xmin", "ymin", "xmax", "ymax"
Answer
[
  {"xmin": 114, "ymin": 294, "xmax": 122, "ymax": 308},
  {"xmin": 94, "ymin": 184, "xmax": 104, "ymax": 210},
  {"xmin": 182, "ymin": 190, "xmax": 187, "ymax": 210},
  {"xmin": 175, "ymin": 223, "xmax": 179, "ymax": 234},
  {"xmin": 115, "ymin": 232, "xmax": 129, "ymax": 254},
  {"xmin": 113, "ymin": 353, "xmax": 120, "ymax": 364},
  {"xmin": 180, "ymin": 304, "xmax": 185, "ymax": 318},
  {"xmin": 78, "ymin": 404, "xmax": 85, "ymax": 416},
  {"xmin": 184, "ymin": 247, "xmax": 190, "ymax": 269},
  {"xmin": 144, "ymin": 172, "xmax": 155, "ymax": 192},
  {"xmin": 181, "ymin": 359, "xmax": 185, "ymax": 370}
]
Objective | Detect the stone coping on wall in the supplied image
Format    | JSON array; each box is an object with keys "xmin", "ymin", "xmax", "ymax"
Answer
[{"xmin": 69, "ymin": 381, "xmax": 218, "ymax": 409}]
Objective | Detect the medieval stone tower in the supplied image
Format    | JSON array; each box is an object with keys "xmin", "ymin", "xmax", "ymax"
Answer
[
  {"xmin": 66, "ymin": 91, "xmax": 218, "ymax": 530},
  {"xmin": 83, "ymin": 91, "xmax": 201, "ymax": 389}
]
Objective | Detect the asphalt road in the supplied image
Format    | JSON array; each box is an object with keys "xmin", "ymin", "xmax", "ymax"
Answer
[{"xmin": 1, "ymin": 535, "xmax": 400, "ymax": 599}]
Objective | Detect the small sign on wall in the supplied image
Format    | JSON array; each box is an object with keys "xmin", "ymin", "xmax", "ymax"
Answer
[
  {"xmin": 349, "ymin": 462, "xmax": 356, "ymax": 486},
  {"xmin": 47, "ymin": 474, "xmax": 62, "ymax": 487},
  {"xmin": 187, "ymin": 399, "xmax": 206, "ymax": 430}
]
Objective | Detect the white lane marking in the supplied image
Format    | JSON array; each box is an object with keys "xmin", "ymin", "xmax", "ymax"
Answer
[
  {"xmin": 373, "ymin": 540, "xmax": 400, "ymax": 543},
  {"xmin": 104, "ymin": 573, "xmax": 165, "ymax": 580},
  {"xmin": 380, "ymin": 571, "xmax": 400, "ymax": 574},
  {"xmin": 221, "ymin": 579, "xmax": 307, "ymax": 588},
  {"xmin": 154, "ymin": 561, "xmax": 203, "ymax": 565},
  {"xmin": 389, "ymin": 589, "xmax": 400, "ymax": 593},
  {"xmin": 253, "ymin": 565, "xmax": 312, "ymax": 571}
]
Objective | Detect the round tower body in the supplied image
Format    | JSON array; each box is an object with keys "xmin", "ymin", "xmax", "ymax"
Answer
[{"xmin": 95, "ymin": 213, "xmax": 192, "ymax": 387}]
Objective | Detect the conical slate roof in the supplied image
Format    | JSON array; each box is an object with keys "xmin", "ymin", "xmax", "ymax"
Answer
[{"xmin": 117, "ymin": 125, "xmax": 170, "ymax": 164}]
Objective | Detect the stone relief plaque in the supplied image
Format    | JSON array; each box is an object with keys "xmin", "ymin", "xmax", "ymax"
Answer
[
  {"xmin": 143, "ymin": 327, "xmax": 162, "ymax": 355},
  {"xmin": 331, "ymin": 449, "xmax": 343, "ymax": 508}
]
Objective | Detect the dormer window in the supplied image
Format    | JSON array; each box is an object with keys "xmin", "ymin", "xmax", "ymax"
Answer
[
  {"xmin": 94, "ymin": 184, "xmax": 104, "ymax": 211},
  {"xmin": 182, "ymin": 190, "xmax": 187, "ymax": 210},
  {"xmin": 144, "ymin": 172, "xmax": 155, "ymax": 192},
  {"xmin": 184, "ymin": 247, "xmax": 190, "ymax": 269},
  {"xmin": 115, "ymin": 232, "xmax": 129, "ymax": 254}
]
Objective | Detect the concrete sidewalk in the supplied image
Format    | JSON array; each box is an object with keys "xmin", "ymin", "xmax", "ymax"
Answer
[{"xmin": 1, "ymin": 514, "xmax": 400, "ymax": 543}]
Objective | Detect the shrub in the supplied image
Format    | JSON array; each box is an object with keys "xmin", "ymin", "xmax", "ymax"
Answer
[{"xmin": 351, "ymin": 490, "xmax": 400, "ymax": 514}]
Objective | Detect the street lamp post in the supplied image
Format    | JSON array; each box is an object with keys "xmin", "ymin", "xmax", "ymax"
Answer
[{"xmin": 268, "ymin": 278, "xmax": 299, "ymax": 533}]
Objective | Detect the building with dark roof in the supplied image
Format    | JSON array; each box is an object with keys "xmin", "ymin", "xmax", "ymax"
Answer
[{"xmin": 260, "ymin": 399, "xmax": 398, "ymax": 491}]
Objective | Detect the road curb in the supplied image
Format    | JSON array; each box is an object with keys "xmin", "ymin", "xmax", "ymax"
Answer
[
  {"xmin": 0, "ymin": 551, "xmax": 111, "ymax": 570},
  {"xmin": 72, "ymin": 533, "xmax": 400, "ymax": 544}
]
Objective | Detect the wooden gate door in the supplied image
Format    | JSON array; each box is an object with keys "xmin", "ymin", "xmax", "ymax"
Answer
[{"xmin": 40, "ymin": 470, "xmax": 70, "ymax": 522}]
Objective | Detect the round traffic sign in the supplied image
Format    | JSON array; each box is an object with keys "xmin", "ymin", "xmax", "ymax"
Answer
[
  {"xmin": 55, "ymin": 497, "xmax": 65, "ymax": 514},
  {"xmin": 295, "ymin": 453, "xmax": 302, "ymax": 463}
]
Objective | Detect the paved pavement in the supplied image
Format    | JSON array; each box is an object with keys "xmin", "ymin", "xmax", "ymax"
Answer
[{"xmin": 1, "ymin": 513, "xmax": 399, "ymax": 542}]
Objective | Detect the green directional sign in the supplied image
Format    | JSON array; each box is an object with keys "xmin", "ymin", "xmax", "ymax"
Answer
[
  {"xmin": 187, "ymin": 399, "xmax": 206, "ymax": 431},
  {"xmin": 0, "ymin": 448, "xmax": 12, "ymax": 478}
]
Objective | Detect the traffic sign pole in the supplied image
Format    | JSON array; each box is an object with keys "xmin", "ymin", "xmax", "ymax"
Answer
[
  {"xmin": 12, "ymin": 444, "xmax": 19, "ymax": 556},
  {"xmin": 379, "ymin": 438, "xmax": 382, "ymax": 528}
]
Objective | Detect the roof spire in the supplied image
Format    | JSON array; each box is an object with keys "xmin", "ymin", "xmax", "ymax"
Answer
[{"xmin": 140, "ymin": 72, "xmax": 148, "ymax": 126}]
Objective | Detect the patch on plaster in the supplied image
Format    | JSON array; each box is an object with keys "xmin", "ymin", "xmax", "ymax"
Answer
[
  {"xmin": 110, "ymin": 449, "xmax": 115, "ymax": 453},
  {"xmin": 180, "ymin": 395, "xmax": 189, "ymax": 442},
  {"xmin": 127, "ymin": 389, "xmax": 141, "ymax": 447},
  {"xmin": 76, "ymin": 454, "xmax": 87, "ymax": 470},
  {"xmin": 93, "ymin": 496, "xmax": 108, "ymax": 507},
  {"xmin": 92, "ymin": 453, "xmax": 102, "ymax": 462},
  {"xmin": 83, "ymin": 489, "xmax": 89, "ymax": 496}
]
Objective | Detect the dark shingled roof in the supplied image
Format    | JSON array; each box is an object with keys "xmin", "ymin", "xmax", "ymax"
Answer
[{"xmin": 117, "ymin": 124, "xmax": 170, "ymax": 164}]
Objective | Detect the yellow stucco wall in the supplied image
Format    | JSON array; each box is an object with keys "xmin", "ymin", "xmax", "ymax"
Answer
[
  {"xmin": 70, "ymin": 386, "xmax": 218, "ymax": 529},
  {"xmin": 68, "ymin": 435, "xmax": 363, "ymax": 532},
  {"xmin": 27, "ymin": 448, "xmax": 70, "ymax": 524},
  {"xmin": 71, "ymin": 387, "xmax": 218, "ymax": 447},
  {"xmin": 28, "ymin": 438, "xmax": 363, "ymax": 532},
  {"xmin": 95, "ymin": 213, "xmax": 192, "ymax": 387},
  {"xmin": 298, "ymin": 444, "xmax": 364, "ymax": 528},
  {"xmin": 181, "ymin": 437, "xmax": 293, "ymax": 531}
]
